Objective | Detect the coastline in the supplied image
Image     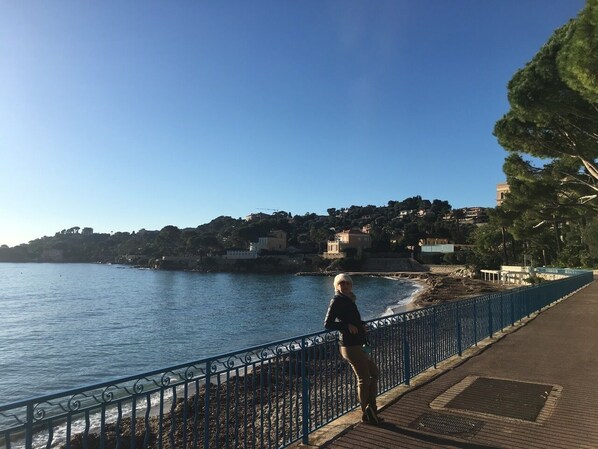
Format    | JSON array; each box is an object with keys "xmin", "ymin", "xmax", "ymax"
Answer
[
  {"xmin": 331, "ymin": 270, "xmax": 513, "ymax": 311},
  {"xmin": 381, "ymin": 275, "xmax": 426, "ymax": 315},
  {"xmin": 408, "ymin": 273, "xmax": 513, "ymax": 308},
  {"xmin": 404, "ymin": 277, "xmax": 429, "ymax": 311}
]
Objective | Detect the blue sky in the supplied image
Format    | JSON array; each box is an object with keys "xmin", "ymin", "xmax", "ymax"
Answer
[{"xmin": 0, "ymin": 1, "xmax": 586, "ymax": 247}]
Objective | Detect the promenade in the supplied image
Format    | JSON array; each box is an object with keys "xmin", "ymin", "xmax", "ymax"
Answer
[{"xmin": 302, "ymin": 277, "xmax": 598, "ymax": 449}]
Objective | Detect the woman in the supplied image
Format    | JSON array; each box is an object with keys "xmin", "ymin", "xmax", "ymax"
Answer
[{"xmin": 324, "ymin": 273, "xmax": 381, "ymax": 425}]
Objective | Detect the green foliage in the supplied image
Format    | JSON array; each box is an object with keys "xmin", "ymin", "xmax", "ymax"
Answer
[
  {"xmin": 584, "ymin": 216, "xmax": 598, "ymax": 258},
  {"xmin": 558, "ymin": 0, "xmax": 598, "ymax": 103},
  {"xmin": 442, "ymin": 251, "xmax": 471, "ymax": 265},
  {"xmin": 494, "ymin": 17, "xmax": 598, "ymax": 200},
  {"xmin": 417, "ymin": 253, "xmax": 445, "ymax": 265},
  {"xmin": 470, "ymin": 222, "xmax": 506, "ymax": 271},
  {"xmin": 524, "ymin": 276, "xmax": 543, "ymax": 285},
  {"xmin": 326, "ymin": 256, "xmax": 364, "ymax": 272},
  {"xmin": 489, "ymin": 3, "xmax": 598, "ymax": 270},
  {"xmin": 485, "ymin": 154, "xmax": 596, "ymax": 267}
]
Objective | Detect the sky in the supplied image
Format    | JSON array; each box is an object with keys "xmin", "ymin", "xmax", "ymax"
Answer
[{"xmin": 0, "ymin": 1, "xmax": 587, "ymax": 247}]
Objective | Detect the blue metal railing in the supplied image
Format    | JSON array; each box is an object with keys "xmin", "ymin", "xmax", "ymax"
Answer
[{"xmin": 0, "ymin": 269, "xmax": 592, "ymax": 449}]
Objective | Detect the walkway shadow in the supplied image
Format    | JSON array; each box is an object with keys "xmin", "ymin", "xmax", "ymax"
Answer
[{"xmin": 321, "ymin": 421, "xmax": 505, "ymax": 449}]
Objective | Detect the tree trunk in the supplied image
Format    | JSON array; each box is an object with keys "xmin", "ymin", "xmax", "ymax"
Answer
[
  {"xmin": 554, "ymin": 219, "xmax": 561, "ymax": 254},
  {"xmin": 501, "ymin": 226, "xmax": 509, "ymax": 264}
]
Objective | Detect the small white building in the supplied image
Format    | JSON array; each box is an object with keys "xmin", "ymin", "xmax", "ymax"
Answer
[
  {"xmin": 421, "ymin": 243, "xmax": 455, "ymax": 254},
  {"xmin": 419, "ymin": 238, "xmax": 473, "ymax": 254},
  {"xmin": 225, "ymin": 250, "xmax": 258, "ymax": 260}
]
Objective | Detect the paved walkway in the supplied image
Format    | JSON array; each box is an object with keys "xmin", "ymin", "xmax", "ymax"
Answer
[{"xmin": 303, "ymin": 278, "xmax": 598, "ymax": 449}]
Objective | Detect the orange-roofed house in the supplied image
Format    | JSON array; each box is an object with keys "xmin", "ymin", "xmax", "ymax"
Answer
[{"xmin": 325, "ymin": 229, "xmax": 372, "ymax": 258}]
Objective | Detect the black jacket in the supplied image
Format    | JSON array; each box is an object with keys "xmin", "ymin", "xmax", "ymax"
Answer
[{"xmin": 324, "ymin": 292, "xmax": 367, "ymax": 347}]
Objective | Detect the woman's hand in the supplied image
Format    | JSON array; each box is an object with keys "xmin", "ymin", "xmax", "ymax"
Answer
[{"xmin": 348, "ymin": 324, "xmax": 359, "ymax": 335}]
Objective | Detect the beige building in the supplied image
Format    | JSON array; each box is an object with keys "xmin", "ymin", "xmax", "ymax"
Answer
[
  {"xmin": 227, "ymin": 230, "xmax": 287, "ymax": 259},
  {"xmin": 250, "ymin": 230, "xmax": 287, "ymax": 252},
  {"xmin": 497, "ymin": 183, "xmax": 510, "ymax": 206},
  {"xmin": 325, "ymin": 229, "xmax": 372, "ymax": 258},
  {"xmin": 420, "ymin": 238, "xmax": 449, "ymax": 246}
]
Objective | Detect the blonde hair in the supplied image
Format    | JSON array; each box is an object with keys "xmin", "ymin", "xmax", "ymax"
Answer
[{"xmin": 333, "ymin": 273, "xmax": 353, "ymax": 292}]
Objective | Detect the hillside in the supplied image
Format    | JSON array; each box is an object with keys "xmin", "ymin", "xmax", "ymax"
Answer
[{"xmin": 0, "ymin": 196, "xmax": 488, "ymax": 267}]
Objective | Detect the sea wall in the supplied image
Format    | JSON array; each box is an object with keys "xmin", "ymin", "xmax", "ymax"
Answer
[
  {"xmin": 426, "ymin": 264, "xmax": 467, "ymax": 274},
  {"xmin": 362, "ymin": 258, "xmax": 428, "ymax": 272}
]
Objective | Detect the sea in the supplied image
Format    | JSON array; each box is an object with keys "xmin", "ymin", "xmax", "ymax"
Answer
[{"xmin": 0, "ymin": 263, "xmax": 421, "ymax": 406}]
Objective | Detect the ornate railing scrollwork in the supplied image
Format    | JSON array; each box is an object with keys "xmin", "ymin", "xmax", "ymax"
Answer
[
  {"xmin": 32, "ymin": 404, "xmax": 46, "ymax": 421},
  {"xmin": 310, "ymin": 334, "xmax": 326, "ymax": 346},
  {"xmin": 66, "ymin": 393, "xmax": 85, "ymax": 412},
  {"xmin": 159, "ymin": 371, "xmax": 172, "ymax": 387},
  {"xmin": 275, "ymin": 342, "xmax": 288, "ymax": 356},
  {"xmin": 184, "ymin": 363, "xmax": 203, "ymax": 380},
  {"xmin": 100, "ymin": 386, "xmax": 116, "ymax": 404},
  {"xmin": 130, "ymin": 378, "xmax": 147, "ymax": 395}
]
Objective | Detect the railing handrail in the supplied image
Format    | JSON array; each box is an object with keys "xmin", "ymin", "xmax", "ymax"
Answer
[{"xmin": 0, "ymin": 328, "xmax": 330, "ymax": 410}]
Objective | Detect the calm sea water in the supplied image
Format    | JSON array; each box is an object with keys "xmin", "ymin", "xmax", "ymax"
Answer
[{"xmin": 0, "ymin": 263, "xmax": 420, "ymax": 405}]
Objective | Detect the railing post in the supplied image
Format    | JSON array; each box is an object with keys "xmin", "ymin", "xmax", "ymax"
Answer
[
  {"xmin": 499, "ymin": 292, "xmax": 504, "ymax": 331},
  {"xmin": 204, "ymin": 360, "xmax": 211, "ymax": 449},
  {"xmin": 488, "ymin": 297, "xmax": 493, "ymax": 338},
  {"xmin": 432, "ymin": 307, "xmax": 437, "ymax": 368},
  {"xmin": 473, "ymin": 300, "xmax": 478, "ymax": 346},
  {"xmin": 26, "ymin": 402, "xmax": 33, "ymax": 449},
  {"xmin": 301, "ymin": 337, "xmax": 310, "ymax": 445},
  {"xmin": 403, "ymin": 322, "xmax": 410, "ymax": 386},
  {"xmin": 456, "ymin": 303, "xmax": 462, "ymax": 357},
  {"xmin": 510, "ymin": 291, "xmax": 515, "ymax": 326}
]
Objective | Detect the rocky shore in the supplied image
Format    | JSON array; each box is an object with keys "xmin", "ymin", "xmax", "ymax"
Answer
[
  {"xmin": 410, "ymin": 274, "xmax": 513, "ymax": 308},
  {"xmin": 313, "ymin": 268, "xmax": 514, "ymax": 309}
]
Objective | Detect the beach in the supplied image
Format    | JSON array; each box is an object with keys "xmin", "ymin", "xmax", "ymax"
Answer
[
  {"xmin": 344, "ymin": 270, "xmax": 513, "ymax": 311},
  {"xmin": 410, "ymin": 273, "xmax": 512, "ymax": 307}
]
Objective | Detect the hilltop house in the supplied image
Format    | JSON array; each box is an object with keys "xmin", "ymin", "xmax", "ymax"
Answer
[
  {"xmin": 496, "ymin": 183, "xmax": 510, "ymax": 206},
  {"xmin": 245, "ymin": 212, "xmax": 271, "ymax": 222},
  {"xmin": 419, "ymin": 238, "xmax": 452, "ymax": 254},
  {"xmin": 324, "ymin": 229, "xmax": 372, "ymax": 259},
  {"xmin": 226, "ymin": 230, "xmax": 287, "ymax": 259},
  {"xmin": 419, "ymin": 238, "xmax": 473, "ymax": 254},
  {"xmin": 250, "ymin": 230, "xmax": 287, "ymax": 252},
  {"xmin": 443, "ymin": 207, "xmax": 489, "ymax": 225}
]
